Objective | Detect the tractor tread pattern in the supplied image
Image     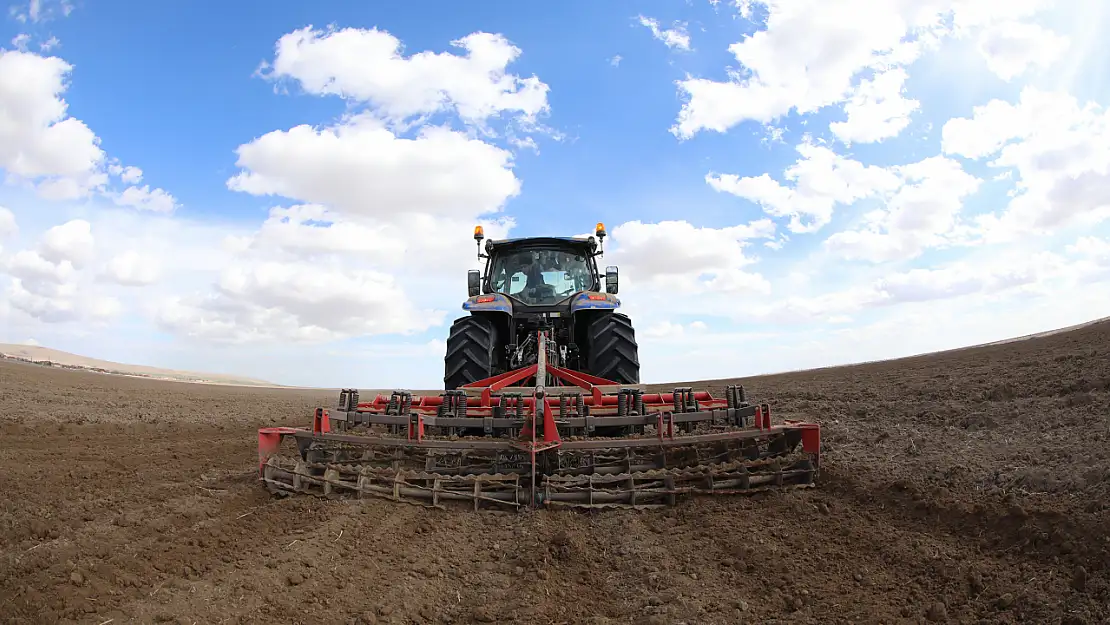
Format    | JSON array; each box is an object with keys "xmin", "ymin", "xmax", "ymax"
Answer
[
  {"xmin": 587, "ymin": 312, "xmax": 640, "ymax": 384},
  {"xmin": 444, "ymin": 315, "xmax": 496, "ymax": 390}
]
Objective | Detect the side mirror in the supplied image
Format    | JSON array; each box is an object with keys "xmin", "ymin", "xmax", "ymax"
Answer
[
  {"xmin": 467, "ymin": 270, "xmax": 481, "ymax": 297},
  {"xmin": 605, "ymin": 266, "xmax": 618, "ymax": 294}
]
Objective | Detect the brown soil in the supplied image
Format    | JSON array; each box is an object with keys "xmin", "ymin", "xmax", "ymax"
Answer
[{"xmin": 2, "ymin": 320, "xmax": 1109, "ymax": 625}]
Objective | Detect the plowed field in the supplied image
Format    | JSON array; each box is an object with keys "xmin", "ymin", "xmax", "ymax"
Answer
[{"xmin": 2, "ymin": 320, "xmax": 1109, "ymax": 624}]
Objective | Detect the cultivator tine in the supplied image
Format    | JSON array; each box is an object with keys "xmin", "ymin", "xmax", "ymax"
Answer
[
  {"xmin": 262, "ymin": 454, "xmax": 527, "ymax": 510},
  {"xmin": 539, "ymin": 455, "xmax": 816, "ymax": 509}
]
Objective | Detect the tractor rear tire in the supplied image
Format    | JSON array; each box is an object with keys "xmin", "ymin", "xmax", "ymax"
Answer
[
  {"xmin": 586, "ymin": 312, "xmax": 640, "ymax": 384},
  {"xmin": 444, "ymin": 315, "xmax": 497, "ymax": 390}
]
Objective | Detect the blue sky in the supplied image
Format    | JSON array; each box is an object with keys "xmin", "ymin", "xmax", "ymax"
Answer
[{"xmin": 2, "ymin": 0, "xmax": 1110, "ymax": 388}]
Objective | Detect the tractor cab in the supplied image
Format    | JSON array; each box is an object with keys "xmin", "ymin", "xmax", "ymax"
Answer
[
  {"xmin": 488, "ymin": 246, "xmax": 594, "ymax": 306},
  {"xmin": 467, "ymin": 224, "xmax": 619, "ymax": 307}
]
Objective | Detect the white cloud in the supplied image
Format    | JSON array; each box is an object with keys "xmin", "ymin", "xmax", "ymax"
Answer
[
  {"xmin": 102, "ymin": 250, "xmax": 160, "ymax": 286},
  {"xmin": 942, "ymin": 87, "xmax": 1110, "ymax": 239},
  {"xmin": 1, "ymin": 217, "xmax": 122, "ymax": 324},
  {"xmin": 40, "ymin": 218, "xmax": 93, "ymax": 267},
  {"xmin": 259, "ymin": 26, "xmax": 549, "ymax": 127},
  {"xmin": 235, "ymin": 204, "xmax": 396, "ymax": 261},
  {"xmin": 136, "ymin": 27, "xmax": 549, "ymax": 347},
  {"xmin": 0, "ymin": 48, "xmax": 177, "ymax": 208},
  {"xmin": 107, "ymin": 163, "xmax": 143, "ymax": 184},
  {"xmin": 829, "ymin": 68, "xmax": 920, "ymax": 145},
  {"xmin": 670, "ymin": 0, "xmax": 1063, "ymax": 139},
  {"xmin": 737, "ymin": 247, "xmax": 1077, "ymax": 325},
  {"xmin": 1067, "ymin": 236, "xmax": 1110, "ymax": 260},
  {"xmin": 226, "ymin": 115, "xmax": 520, "ymax": 222},
  {"xmin": 7, "ymin": 248, "xmax": 75, "ymax": 285},
  {"xmin": 609, "ymin": 218, "xmax": 775, "ymax": 294},
  {"xmin": 977, "ymin": 20, "xmax": 1070, "ymax": 81},
  {"xmin": 112, "ymin": 185, "xmax": 178, "ymax": 213},
  {"xmin": 647, "ymin": 275, "xmax": 1110, "ymax": 384},
  {"xmin": 7, "ymin": 277, "xmax": 120, "ymax": 323},
  {"xmin": 154, "ymin": 199, "xmax": 516, "ymax": 344},
  {"xmin": 643, "ymin": 320, "xmax": 708, "ymax": 339},
  {"xmin": 0, "ymin": 206, "xmax": 16, "ymax": 238},
  {"xmin": 156, "ymin": 261, "xmax": 444, "ymax": 344},
  {"xmin": 0, "ymin": 49, "xmax": 106, "ymax": 197},
  {"xmin": 600, "ymin": 219, "xmax": 778, "ymax": 335},
  {"xmin": 708, "ymin": 140, "xmax": 901, "ymax": 233},
  {"xmin": 824, "ymin": 156, "xmax": 983, "ymax": 262},
  {"xmin": 637, "ymin": 15, "xmax": 692, "ymax": 51},
  {"xmin": 671, "ymin": 0, "xmax": 945, "ymax": 138},
  {"xmin": 9, "ymin": 0, "xmax": 74, "ymax": 24}
]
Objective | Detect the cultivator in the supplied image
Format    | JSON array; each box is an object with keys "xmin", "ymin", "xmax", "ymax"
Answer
[{"xmin": 258, "ymin": 331, "xmax": 821, "ymax": 510}]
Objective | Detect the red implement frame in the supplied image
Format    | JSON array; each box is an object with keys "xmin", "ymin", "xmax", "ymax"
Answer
[{"xmin": 257, "ymin": 331, "xmax": 821, "ymax": 509}]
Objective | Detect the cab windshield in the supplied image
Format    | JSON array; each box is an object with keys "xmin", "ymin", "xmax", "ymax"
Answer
[{"xmin": 489, "ymin": 248, "xmax": 594, "ymax": 305}]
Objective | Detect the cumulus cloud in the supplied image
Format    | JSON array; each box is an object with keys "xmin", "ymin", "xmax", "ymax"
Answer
[
  {"xmin": 0, "ymin": 206, "xmax": 16, "ymax": 238},
  {"xmin": 102, "ymin": 250, "xmax": 160, "ymax": 286},
  {"xmin": 107, "ymin": 163, "xmax": 143, "ymax": 184},
  {"xmin": 829, "ymin": 68, "xmax": 919, "ymax": 145},
  {"xmin": 708, "ymin": 140, "xmax": 901, "ymax": 233},
  {"xmin": 139, "ymin": 26, "xmax": 544, "ymax": 345},
  {"xmin": 7, "ymin": 248, "xmax": 76, "ymax": 285},
  {"xmin": 738, "ymin": 248, "xmax": 1075, "ymax": 325},
  {"xmin": 942, "ymin": 87, "xmax": 1110, "ymax": 239},
  {"xmin": 156, "ymin": 261, "xmax": 445, "ymax": 344},
  {"xmin": 40, "ymin": 219, "xmax": 94, "ymax": 267},
  {"xmin": 0, "ymin": 49, "xmax": 105, "ymax": 198},
  {"xmin": 226, "ymin": 115, "xmax": 520, "ymax": 221},
  {"xmin": 1067, "ymin": 236, "xmax": 1110, "ymax": 261},
  {"xmin": 670, "ymin": 0, "xmax": 1066, "ymax": 139},
  {"xmin": 608, "ymin": 218, "xmax": 775, "ymax": 295},
  {"xmin": 0, "ymin": 48, "xmax": 177, "ymax": 207},
  {"xmin": 671, "ymin": 0, "xmax": 940, "ymax": 138},
  {"xmin": 976, "ymin": 20, "xmax": 1070, "ymax": 80},
  {"xmin": 112, "ymin": 185, "xmax": 178, "ymax": 213},
  {"xmin": 1, "ymin": 218, "xmax": 121, "ymax": 324},
  {"xmin": 824, "ymin": 156, "xmax": 983, "ymax": 262},
  {"xmin": 259, "ymin": 26, "xmax": 549, "ymax": 128}
]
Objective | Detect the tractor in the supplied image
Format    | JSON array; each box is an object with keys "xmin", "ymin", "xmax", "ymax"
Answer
[
  {"xmin": 256, "ymin": 223, "xmax": 822, "ymax": 510},
  {"xmin": 444, "ymin": 223, "xmax": 638, "ymax": 390}
]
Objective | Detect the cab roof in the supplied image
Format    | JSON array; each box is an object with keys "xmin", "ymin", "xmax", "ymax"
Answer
[{"xmin": 487, "ymin": 236, "xmax": 596, "ymax": 253}]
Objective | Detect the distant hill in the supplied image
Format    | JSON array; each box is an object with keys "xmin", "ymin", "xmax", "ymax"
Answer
[{"xmin": 0, "ymin": 344, "xmax": 278, "ymax": 387}]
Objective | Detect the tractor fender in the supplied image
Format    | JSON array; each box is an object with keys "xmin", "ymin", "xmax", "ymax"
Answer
[
  {"xmin": 569, "ymin": 292, "xmax": 620, "ymax": 314},
  {"xmin": 462, "ymin": 293, "xmax": 514, "ymax": 314}
]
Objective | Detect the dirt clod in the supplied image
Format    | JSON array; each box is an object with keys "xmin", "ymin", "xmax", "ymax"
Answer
[
  {"xmin": 926, "ymin": 601, "xmax": 948, "ymax": 622},
  {"xmin": 1072, "ymin": 566, "xmax": 1088, "ymax": 591},
  {"xmin": 968, "ymin": 570, "xmax": 984, "ymax": 594},
  {"xmin": 471, "ymin": 606, "xmax": 496, "ymax": 622}
]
